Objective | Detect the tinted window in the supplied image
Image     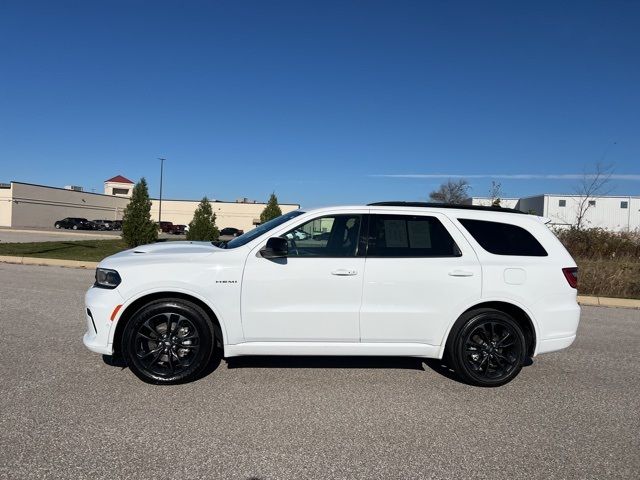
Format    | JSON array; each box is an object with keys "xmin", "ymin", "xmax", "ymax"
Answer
[
  {"xmin": 367, "ymin": 215, "xmax": 460, "ymax": 257},
  {"xmin": 458, "ymin": 218, "xmax": 547, "ymax": 256},
  {"xmin": 225, "ymin": 211, "xmax": 304, "ymax": 249},
  {"xmin": 283, "ymin": 215, "xmax": 361, "ymax": 257}
]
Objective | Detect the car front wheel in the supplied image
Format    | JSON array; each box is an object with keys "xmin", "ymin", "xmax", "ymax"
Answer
[
  {"xmin": 122, "ymin": 299, "xmax": 216, "ymax": 384},
  {"xmin": 448, "ymin": 309, "xmax": 526, "ymax": 387}
]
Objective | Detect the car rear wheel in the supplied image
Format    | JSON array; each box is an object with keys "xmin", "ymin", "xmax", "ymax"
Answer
[
  {"xmin": 72, "ymin": 225, "xmax": 78, "ymax": 230},
  {"xmin": 122, "ymin": 299, "xmax": 215, "ymax": 384},
  {"xmin": 448, "ymin": 309, "xmax": 526, "ymax": 387},
  {"xmin": 54, "ymin": 223, "xmax": 61, "ymax": 229}
]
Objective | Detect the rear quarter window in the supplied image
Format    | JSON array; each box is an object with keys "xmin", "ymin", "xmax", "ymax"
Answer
[{"xmin": 458, "ymin": 218, "xmax": 547, "ymax": 256}]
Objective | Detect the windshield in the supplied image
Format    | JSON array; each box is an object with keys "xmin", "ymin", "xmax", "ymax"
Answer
[{"xmin": 223, "ymin": 210, "xmax": 305, "ymax": 249}]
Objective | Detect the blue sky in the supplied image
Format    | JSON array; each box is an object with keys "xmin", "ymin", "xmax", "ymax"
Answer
[{"xmin": 1, "ymin": 0, "xmax": 639, "ymax": 207}]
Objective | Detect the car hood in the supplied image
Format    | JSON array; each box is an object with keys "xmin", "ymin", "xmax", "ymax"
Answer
[
  {"xmin": 128, "ymin": 241, "xmax": 219, "ymax": 254},
  {"xmin": 100, "ymin": 241, "xmax": 224, "ymax": 268}
]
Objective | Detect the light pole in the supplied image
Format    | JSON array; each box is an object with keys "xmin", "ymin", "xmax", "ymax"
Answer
[{"xmin": 158, "ymin": 158, "xmax": 165, "ymax": 224}]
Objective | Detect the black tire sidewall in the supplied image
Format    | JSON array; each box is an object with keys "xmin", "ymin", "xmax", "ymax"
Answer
[
  {"xmin": 451, "ymin": 309, "xmax": 526, "ymax": 387},
  {"xmin": 122, "ymin": 299, "xmax": 215, "ymax": 384}
]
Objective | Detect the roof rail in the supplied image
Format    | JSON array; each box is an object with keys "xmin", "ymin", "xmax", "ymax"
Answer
[{"xmin": 367, "ymin": 201, "xmax": 526, "ymax": 214}]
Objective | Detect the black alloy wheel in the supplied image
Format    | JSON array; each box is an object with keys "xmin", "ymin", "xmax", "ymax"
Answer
[
  {"xmin": 122, "ymin": 299, "xmax": 215, "ymax": 384},
  {"xmin": 448, "ymin": 309, "xmax": 527, "ymax": 387}
]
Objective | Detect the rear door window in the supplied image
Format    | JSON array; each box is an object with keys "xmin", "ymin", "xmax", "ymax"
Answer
[
  {"xmin": 458, "ymin": 218, "xmax": 547, "ymax": 256},
  {"xmin": 367, "ymin": 215, "xmax": 461, "ymax": 257}
]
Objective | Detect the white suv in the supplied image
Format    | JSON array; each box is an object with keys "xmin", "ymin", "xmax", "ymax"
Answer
[{"xmin": 83, "ymin": 202, "xmax": 580, "ymax": 387}]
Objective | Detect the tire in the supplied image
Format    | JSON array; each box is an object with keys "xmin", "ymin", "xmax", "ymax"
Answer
[
  {"xmin": 447, "ymin": 308, "xmax": 526, "ymax": 387},
  {"xmin": 54, "ymin": 223, "xmax": 61, "ymax": 229},
  {"xmin": 72, "ymin": 225, "xmax": 78, "ymax": 230},
  {"xmin": 122, "ymin": 298, "xmax": 216, "ymax": 384}
]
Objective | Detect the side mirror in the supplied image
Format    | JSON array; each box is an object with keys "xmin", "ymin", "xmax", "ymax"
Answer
[{"xmin": 260, "ymin": 236, "xmax": 288, "ymax": 259}]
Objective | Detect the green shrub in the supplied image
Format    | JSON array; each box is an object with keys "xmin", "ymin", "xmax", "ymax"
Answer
[
  {"xmin": 121, "ymin": 178, "xmax": 158, "ymax": 248},
  {"xmin": 186, "ymin": 197, "xmax": 219, "ymax": 241},
  {"xmin": 260, "ymin": 192, "xmax": 282, "ymax": 224}
]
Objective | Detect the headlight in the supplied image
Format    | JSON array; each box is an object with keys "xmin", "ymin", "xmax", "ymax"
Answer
[{"xmin": 94, "ymin": 268, "xmax": 121, "ymax": 289}]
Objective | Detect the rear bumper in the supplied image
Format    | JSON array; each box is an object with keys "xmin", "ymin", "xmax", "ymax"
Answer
[
  {"xmin": 536, "ymin": 334, "xmax": 576, "ymax": 355},
  {"xmin": 533, "ymin": 299, "xmax": 581, "ymax": 356}
]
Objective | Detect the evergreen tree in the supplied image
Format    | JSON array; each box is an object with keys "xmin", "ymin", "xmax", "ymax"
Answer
[
  {"xmin": 186, "ymin": 197, "xmax": 219, "ymax": 241},
  {"xmin": 260, "ymin": 192, "xmax": 282, "ymax": 224},
  {"xmin": 121, "ymin": 178, "xmax": 158, "ymax": 248}
]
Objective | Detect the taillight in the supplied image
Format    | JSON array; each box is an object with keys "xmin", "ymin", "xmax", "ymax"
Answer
[{"xmin": 562, "ymin": 267, "xmax": 578, "ymax": 289}]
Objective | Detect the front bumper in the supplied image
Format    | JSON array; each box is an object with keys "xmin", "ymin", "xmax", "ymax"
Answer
[{"xmin": 83, "ymin": 286, "xmax": 124, "ymax": 356}]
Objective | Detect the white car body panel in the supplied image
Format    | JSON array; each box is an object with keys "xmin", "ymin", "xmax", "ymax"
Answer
[{"xmin": 84, "ymin": 205, "xmax": 580, "ymax": 362}]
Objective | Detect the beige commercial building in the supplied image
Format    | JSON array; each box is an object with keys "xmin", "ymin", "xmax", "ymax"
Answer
[{"xmin": 0, "ymin": 176, "xmax": 299, "ymax": 232}]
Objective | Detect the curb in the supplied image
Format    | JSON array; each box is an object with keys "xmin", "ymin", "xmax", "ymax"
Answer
[
  {"xmin": 577, "ymin": 295, "xmax": 640, "ymax": 309},
  {"xmin": 0, "ymin": 255, "xmax": 98, "ymax": 269}
]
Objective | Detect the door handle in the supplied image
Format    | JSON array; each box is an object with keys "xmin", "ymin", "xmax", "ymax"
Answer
[
  {"xmin": 331, "ymin": 269, "xmax": 358, "ymax": 276},
  {"xmin": 448, "ymin": 270, "xmax": 474, "ymax": 277}
]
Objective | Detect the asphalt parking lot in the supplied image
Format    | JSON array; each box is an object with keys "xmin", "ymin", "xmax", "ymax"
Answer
[{"xmin": 1, "ymin": 263, "xmax": 639, "ymax": 480}]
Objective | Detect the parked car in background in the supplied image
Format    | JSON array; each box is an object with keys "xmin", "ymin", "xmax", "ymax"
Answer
[
  {"xmin": 111, "ymin": 220, "xmax": 123, "ymax": 231},
  {"xmin": 54, "ymin": 217, "xmax": 94, "ymax": 230},
  {"xmin": 158, "ymin": 221, "xmax": 175, "ymax": 233},
  {"xmin": 172, "ymin": 224, "xmax": 187, "ymax": 235},
  {"xmin": 92, "ymin": 220, "xmax": 114, "ymax": 231},
  {"xmin": 84, "ymin": 202, "xmax": 580, "ymax": 387},
  {"xmin": 218, "ymin": 227, "xmax": 244, "ymax": 242}
]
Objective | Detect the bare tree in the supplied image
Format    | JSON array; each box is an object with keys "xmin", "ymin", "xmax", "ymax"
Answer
[
  {"xmin": 573, "ymin": 162, "xmax": 614, "ymax": 230},
  {"xmin": 429, "ymin": 179, "xmax": 470, "ymax": 204},
  {"xmin": 488, "ymin": 181, "xmax": 503, "ymax": 207}
]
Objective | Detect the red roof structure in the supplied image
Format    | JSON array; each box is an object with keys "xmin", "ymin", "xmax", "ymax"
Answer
[{"xmin": 105, "ymin": 175, "xmax": 134, "ymax": 184}]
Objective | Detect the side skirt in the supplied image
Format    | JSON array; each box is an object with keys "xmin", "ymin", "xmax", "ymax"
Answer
[{"xmin": 224, "ymin": 342, "xmax": 441, "ymax": 359}]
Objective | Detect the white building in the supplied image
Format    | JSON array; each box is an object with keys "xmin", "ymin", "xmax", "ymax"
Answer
[
  {"xmin": 467, "ymin": 194, "xmax": 640, "ymax": 231},
  {"xmin": 465, "ymin": 197, "xmax": 520, "ymax": 209}
]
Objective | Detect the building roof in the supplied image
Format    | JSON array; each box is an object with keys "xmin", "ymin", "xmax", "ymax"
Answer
[{"xmin": 105, "ymin": 175, "xmax": 134, "ymax": 184}]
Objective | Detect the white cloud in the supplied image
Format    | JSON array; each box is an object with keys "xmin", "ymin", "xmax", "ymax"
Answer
[{"xmin": 370, "ymin": 173, "xmax": 640, "ymax": 180}]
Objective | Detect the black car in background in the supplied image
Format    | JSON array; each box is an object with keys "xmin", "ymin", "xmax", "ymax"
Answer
[
  {"xmin": 54, "ymin": 217, "xmax": 94, "ymax": 230},
  {"xmin": 111, "ymin": 220, "xmax": 123, "ymax": 231},
  {"xmin": 218, "ymin": 227, "xmax": 244, "ymax": 242},
  {"xmin": 92, "ymin": 220, "xmax": 114, "ymax": 231}
]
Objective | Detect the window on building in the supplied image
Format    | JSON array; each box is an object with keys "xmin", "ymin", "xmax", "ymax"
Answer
[
  {"xmin": 558, "ymin": 199, "xmax": 566, "ymax": 207},
  {"xmin": 621, "ymin": 201, "xmax": 628, "ymax": 209},
  {"xmin": 112, "ymin": 188, "xmax": 129, "ymax": 195},
  {"xmin": 283, "ymin": 215, "xmax": 361, "ymax": 257},
  {"xmin": 458, "ymin": 218, "xmax": 548, "ymax": 256},
  {"xmin": 588, "ymin": 200, "xmax": 596, "ymax": 206},
  {"xmin": 367, "ymin": 215, "xmax": 460, "ymax": 257}
]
